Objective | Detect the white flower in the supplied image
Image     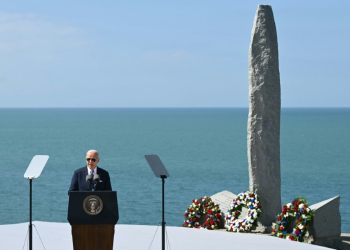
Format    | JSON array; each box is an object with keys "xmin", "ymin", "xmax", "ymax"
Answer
[
  {"xmin": 306, "ymin": 208, "xmax": 310, "ymax": 212},
  {"xmin": 298, "ymin": 224, "xmax": 304, "ymax": 229},
  {"xmin": 287, "ymin": 203, "xmax": 292, "ymax": 207},
  {"xmin": 299, "ymin": 204, "xmax": 305, "ymax": 209}
]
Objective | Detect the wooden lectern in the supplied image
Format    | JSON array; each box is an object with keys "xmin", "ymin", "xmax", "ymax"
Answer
[{"xmin": 68, "ymin": 191, "xmax": 119, "ymax": 250}]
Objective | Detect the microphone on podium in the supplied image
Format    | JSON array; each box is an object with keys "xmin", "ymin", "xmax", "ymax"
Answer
[
  {"xmin": 86, "ymin": 175, "xmax": 92, "ymax": 185},
  {"xmin": 93, "ymin": 174, "xmax": 100, "ymax": 186}
]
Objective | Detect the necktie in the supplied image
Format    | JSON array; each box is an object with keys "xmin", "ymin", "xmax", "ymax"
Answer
[{"xmin": 90, "ymin": 170, "xmax": 94, "ymax": 190}]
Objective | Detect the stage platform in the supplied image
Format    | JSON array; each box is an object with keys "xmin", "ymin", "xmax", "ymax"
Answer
[{"xmin": 0, "ymin": 221, "xmax": 344, "ymax": 249}]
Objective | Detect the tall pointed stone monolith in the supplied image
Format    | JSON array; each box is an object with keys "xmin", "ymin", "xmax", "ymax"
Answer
[{"xmin": 248, "ymin": 5, "xmax": 281, "ymax": 232}]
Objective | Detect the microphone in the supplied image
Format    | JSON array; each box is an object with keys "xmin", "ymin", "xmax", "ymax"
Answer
[
  {"xmin": 93, "ymin": 174, "xmax": 100, "ymax": 186},
  {"xmin": 86, "ymin": 175, "xmax": 92, "ymax": 185}
]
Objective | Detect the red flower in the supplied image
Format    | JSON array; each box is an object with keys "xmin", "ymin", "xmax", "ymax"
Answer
[
  {"xmin": 279, "ymin": 226, "xmax": 284, "ymax": 230},
  {"xmin": 194, "ymin": 218, "xmax": 198, "ymax": 221},
  {"xmin": 189, "ymin": 209, "xmax": 193, "ymax": 212},
  {"xmin": 278, "ymin": 216, "xmax": 281, "ymax": 221},
  {"xmin": 295, "ymin": 228, "xmax": 300, "ymax": 234},
  {"xmin": 210, "ymin": 220, "xmax": 214, "ymax": 225},
  {"xmin": 298, "ymin": 218, "xmax": 301, "ymax": 222},
  {"xmin": 272, "ymin": 229, "xmax": 276, "ymax": 233},
  {"xmin": 207, "ymin": 209, "xmax": 212, "ymax": 214},
  {"xmin": 257, "ymin": 204, "xmax": 261, "ymax": 208}
]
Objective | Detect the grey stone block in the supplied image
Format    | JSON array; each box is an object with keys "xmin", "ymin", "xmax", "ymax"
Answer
[
  {"xmin": 248, "ymin": 4, "xmax": 281, "ymax": 229},
  {"xmin": 210, "ymin": 191, "xmax": 250, "ymax": 230},
  {"xmin": 305, "ymin": 196, "xmax": 342, "ymax": 249}
]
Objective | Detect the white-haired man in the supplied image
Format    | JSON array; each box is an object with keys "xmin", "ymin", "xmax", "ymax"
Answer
[{"xmin": 69, "ymin": 150, "xmax": 112, "ymax": 193}]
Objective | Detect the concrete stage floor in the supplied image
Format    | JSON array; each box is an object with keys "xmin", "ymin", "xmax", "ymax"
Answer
[{"xmin": 1, "ymin": 221, "xmax": 347, "ymax": 250}]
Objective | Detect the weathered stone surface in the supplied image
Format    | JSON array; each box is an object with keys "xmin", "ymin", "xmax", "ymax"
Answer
[
  {"xmin": 210, "ymin": 191, "xmax": 248, "ymax": 229},
  {"xmin": 248, "ymin": 5, "xmax": 281, "ymax": 230},
  {"xmin": 305, "ymin": 196, "xmax": 342, "ymax": 249},
  {"xmin": 209, "ymin": 191, "xmax": 237, "ymax": 229},
  {"xmin": 210, "ymin": 190, "xmax": 236, "ymax": 212}
]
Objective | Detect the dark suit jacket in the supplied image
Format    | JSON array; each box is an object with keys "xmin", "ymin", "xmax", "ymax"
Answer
[{"xmin": 68, "ymin": 166, "xmax": 112, "ymax": 194}]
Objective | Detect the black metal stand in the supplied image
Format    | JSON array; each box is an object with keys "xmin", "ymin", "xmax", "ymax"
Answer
[
  {"xmin": 161, "ymin": 175, "xmax": 166, "ymax": 250},
  {"xmin": 144, "ymin": 155, "xmax": 170, "ymax": 250},
  {"xmin": 29, "ymin": 178, "xmax": 33, "ymax": 250}
]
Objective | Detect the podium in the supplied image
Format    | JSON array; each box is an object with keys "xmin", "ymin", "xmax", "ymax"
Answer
[{"xmin": 68, "ymin": 191, "xmax": 119, "ymax": 250}]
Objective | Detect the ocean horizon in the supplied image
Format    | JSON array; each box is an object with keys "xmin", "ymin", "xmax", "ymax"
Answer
[{"xmin": 1, "ymin": 108, "xmax": 349, "ymax": 232}]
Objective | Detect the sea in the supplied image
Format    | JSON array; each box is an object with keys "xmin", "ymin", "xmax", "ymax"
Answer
[{"xmin": 0, "ymin": 108, "xmax": 349, "ymax": 232}]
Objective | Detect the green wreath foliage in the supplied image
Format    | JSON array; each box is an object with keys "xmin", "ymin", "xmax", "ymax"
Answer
[
  {"xmin": 271, "ymin": 197, "xmax": 314, "ymax": 242},
  {"xmin": 183, "ymin": 196, "xmax": 222, "ymax": 230}
]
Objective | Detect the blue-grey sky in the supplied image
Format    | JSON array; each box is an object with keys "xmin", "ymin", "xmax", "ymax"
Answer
[{"xmin": 1, "ymin": 1, "xmax": 349, "ymax": 107}]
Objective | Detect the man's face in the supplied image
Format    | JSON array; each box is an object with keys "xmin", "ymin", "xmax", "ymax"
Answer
[{"xmin": 86, "ymin": 152, "xmax": 99, "ymax": 170}]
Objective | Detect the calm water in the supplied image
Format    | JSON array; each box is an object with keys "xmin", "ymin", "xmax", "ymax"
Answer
[{"xmin": 0, "ymin": 108, "xmax": 349, "ymax": 232}]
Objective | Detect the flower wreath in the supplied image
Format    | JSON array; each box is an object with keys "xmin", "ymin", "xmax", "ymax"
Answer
[
  {"xmin": 183, "ymin": 196, "xmax": 222, "ymax": 230},
  {"xmin": 271, "ymin": 197, "xmax": 314, "ymax": 242},
  {"xmin": 225, "ymin": 191, "xmax": 262, "ymax": 233}
]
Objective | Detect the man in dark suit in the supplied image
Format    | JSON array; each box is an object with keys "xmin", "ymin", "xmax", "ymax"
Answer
[{"xmin": 69, "ymin": 150, "xmax": 112, "ymax": 193}]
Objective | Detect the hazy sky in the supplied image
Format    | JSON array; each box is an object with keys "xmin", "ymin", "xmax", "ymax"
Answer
[{"xmin": 1, "ymin": 1, "xmax": 349, "ymax": 107}]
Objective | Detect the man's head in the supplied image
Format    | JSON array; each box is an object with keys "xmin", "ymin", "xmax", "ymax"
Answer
[{"xmin": 86, "ymin": 149, "xmax": 100, "ymax": 171}]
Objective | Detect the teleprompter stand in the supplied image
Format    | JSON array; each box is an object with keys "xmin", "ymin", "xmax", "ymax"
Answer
[
  {"xmin": 23, "ymin": 155, "xmax": 49, "ymax": 250},
  {"xmin": 68, "ymin": 191, "xmax": 119, "ymax": 250},
  {"xmin": 145, "ymin": 155, "xmax": 170, "ymax": 250}
]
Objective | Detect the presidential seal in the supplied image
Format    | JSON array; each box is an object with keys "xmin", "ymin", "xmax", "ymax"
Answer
[{"xmin": 83, "ymin": 195, "xmax": 103, "ymax": 215}]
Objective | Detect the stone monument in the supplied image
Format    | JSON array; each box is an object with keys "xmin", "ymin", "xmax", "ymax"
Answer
[
  {"xmin": 306, "ymin": 196, "xmax": 342, "ymax": 249},
  {"xmin": 247, "ymin": 5, "xmax": 281, "ymax": 231}
]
